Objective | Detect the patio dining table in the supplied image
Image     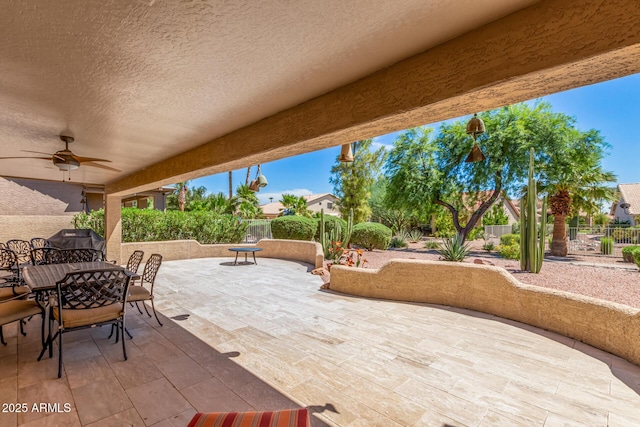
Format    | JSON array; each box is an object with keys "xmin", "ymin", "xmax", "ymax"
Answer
[{"xmin": 22, "ymin": 261, "xmax": 125, "ymax": 292}]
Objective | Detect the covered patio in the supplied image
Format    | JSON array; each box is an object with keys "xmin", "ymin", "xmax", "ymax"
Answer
[
  {"xmin": 2, "ymin": 1, "xmax": 640, "ymax": 426},
  {"xmin": 2, "ymin": 257, "xmax": 639, "ymax": 426},
  {"xmin": 1, "ymin": 1, "xmax": 640, "ymax": 262}
]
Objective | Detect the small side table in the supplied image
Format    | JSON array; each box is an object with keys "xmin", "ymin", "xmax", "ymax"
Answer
[{"xmin": 228, "ymin": 247, "xmax": 263, "ymax": 265}]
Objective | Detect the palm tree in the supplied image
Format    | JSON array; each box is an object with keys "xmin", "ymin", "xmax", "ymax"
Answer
[
  {"xmin": 175, "ymin": 181, "xmax": 189, "ymax": 212},
  {"xmin": 543, "ymin": 168, "xmax": 616, "ymax": 256},
  {"xmin": 233, "ymin": 184, "xmax": 262, "ymax": 218},
  {"xmin": 208, "ymin": 192, "xmax": 232, "ymax": 215},
  {"xmin": 280, "ymin": 194, "xmax": 311, "ymax": 216}
]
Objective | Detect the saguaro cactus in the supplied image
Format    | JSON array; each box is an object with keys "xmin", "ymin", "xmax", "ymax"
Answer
[
  {"xmin": 520, "ymin": 148, "xmax": 547, "ymax": 273},
  {"xmin": 320, "ymin": 208, "xmax": 330, "ymax": 259},
  {"xmin": 343, "ymin": 208, "xmax": 353, "ymax": 248}
]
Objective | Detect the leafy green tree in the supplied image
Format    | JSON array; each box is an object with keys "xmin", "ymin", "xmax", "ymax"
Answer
[
  {"xmin": 385, "ymin": 103, "xmax": 614, "ymax": 244},
  {"xmin": 330, "ymin": 140, "xmax": 387, "ymax": 223},
  {"xmin": 482, "ymin": 203, "xmax": 510, "ymax": 226},
  {"xmin": 369, "ymin": 176, "xmax": 423, "ymax": 233}
]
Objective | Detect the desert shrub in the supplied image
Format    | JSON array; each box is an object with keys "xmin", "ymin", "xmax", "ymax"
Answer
[
  {"xmin": 466, "ymin": 227, "xmax": 484, "ymax": 241},
  {"xmin": 351, "ymin": 222, "xmax": 392, "ymax": 250},
  {"xmin": 424, "ymin": 240, "xmax": 441, "ymax": 250},
  {"xmin": 497, "ymin": 244, "xmax": 520, "ymax": 260},
  {"xmin": 500, "ymin": 233, "xmax": 520, "ymax": 246},
  {"xmin": 634, "ymin": 251, "xmax": 640, "ymax": 270},
  {"xmin": 389, "ymin": 236, "xmax": 408, "ymax": 248},
  {"xmin": 621, "ymin": 245, "xmax": 640, "ymax": 263},
  {"xmin": 482, "ymin": 241, "xmax": 495, "ymax": 252},
  {"xmin": 407, "ymin": 229, "xmax": 423, "ymax": 243},
  {"xmin": 600, "ymin": 237, "xmax": 613, "ymax": 255},
  {"xmin": 314, "ymin": 216, "xmax": 347, "ymax": 241},
  {"xmin": 434, "ymin": 211, "xmax": 455, "ymax": 238},
  {"xmin": 438, "ymin": 234, "xmax": 470, "ymax": 261},
  {"xmin": 611, "ymin": 227, "xmax": 639, "ymax": 244},
  {"xmin": 270, "ymin": 216, "xmax": 317, "ymax": 240}
]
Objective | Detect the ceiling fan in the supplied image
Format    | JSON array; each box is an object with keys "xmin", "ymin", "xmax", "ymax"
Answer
[{"xmin": 0, "ymin": 135, "xmax": 120, "ymax": 172}]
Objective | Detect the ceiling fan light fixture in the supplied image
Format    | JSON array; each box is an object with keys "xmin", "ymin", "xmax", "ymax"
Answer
[{"xmin": 54, "ymin": 157, "xmax": 80, "ymax": 171}]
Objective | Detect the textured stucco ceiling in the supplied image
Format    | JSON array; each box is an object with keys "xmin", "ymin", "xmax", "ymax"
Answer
[{"xmin": 0, "ymin": 0, "xmax": 539, "ymax": 185}]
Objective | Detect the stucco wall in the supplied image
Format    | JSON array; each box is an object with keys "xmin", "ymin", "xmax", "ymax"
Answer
[
  {"xmin": 121, "ymin": 239, "xmax": 323, "ymax": 268},
  {"xmin": 0, "ymin": 215, "xmax": 74, "ymax": 242},
  {"xmin": 330, "ymin": 259, "xmax": 640, "ymax": 366}
]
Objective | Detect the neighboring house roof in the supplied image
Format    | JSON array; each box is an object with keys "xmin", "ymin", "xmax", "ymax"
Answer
[{"xmin": 615, "ymin": 183, "xmax": 640, "ymax": 215}]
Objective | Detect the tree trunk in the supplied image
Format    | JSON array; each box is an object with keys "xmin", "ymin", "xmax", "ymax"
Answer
[
  {"xmin": 435, "ymin": 171, "xmax": 503, "ymax": 243},
  {"xmin": 228, "ymin": 171, "xmax": 233, "ymax": 200},
  {"xmin": 550, "ymin": 214, "xmax": 567, "ymax": 256}
]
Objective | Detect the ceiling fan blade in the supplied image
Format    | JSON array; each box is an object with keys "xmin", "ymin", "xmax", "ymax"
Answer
[
  {"xmin": 82, "ymin": 161, "xmax": 121, "ymax": 172},
  {"xmin": 21, "ymin": 150, "xmax": 55, "ymax": 156},
  {"xmin": 0, "ymin": 156, "xmax": 53, "ymax": 160},
  {"xmin": 75, "ymin": 156, "xmax": 113, "ymax": 163}
]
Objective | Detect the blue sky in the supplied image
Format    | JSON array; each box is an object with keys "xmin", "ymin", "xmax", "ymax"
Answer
[{"xmin": 192, "ymin": 73, "xmax": 640, "ymax": 205}]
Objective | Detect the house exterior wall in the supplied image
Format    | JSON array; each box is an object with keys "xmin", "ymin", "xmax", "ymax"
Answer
[
  {"xmin": 613, "ymin": 203, "xmax": 636, "ymax": 226},
  {"xmin": 307, "ymin": 195, "xmax": 340, "ymax": 216},
  {"xmin": 0, "ymin": 177, "xmax": 84, "ymax": 215},
  {"xmin": 0, "ymin": 215, "xmax": 75, "ymax": 242}
]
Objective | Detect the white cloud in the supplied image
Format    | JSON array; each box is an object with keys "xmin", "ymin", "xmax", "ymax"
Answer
[
  {"xmin": 256, "ymin": 188, "xmax": 313, "ymax": 205},
  {"xmin": 371, "ymin": 141, "xmax": 393, "ymax": 151}
]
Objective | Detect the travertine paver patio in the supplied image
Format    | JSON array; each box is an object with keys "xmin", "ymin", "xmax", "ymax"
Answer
[{"xmin": 1, "ymin": 257, "xmax": 640, "ymax": 426}]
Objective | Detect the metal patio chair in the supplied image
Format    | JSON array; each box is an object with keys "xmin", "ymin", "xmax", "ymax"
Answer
[
  {"xmin": 6, "ymin": 239, "xmax": 31, "ymax": 266},
  {"xmin": 45, "ymin": 268, "xmax": 131, "ymax": 378},
  {"xmin": 127, "ymin": 254, "xmax": 163, "ymax": 326},
  {"xmin": 0, "ymin": 292, "xmax": 43, "ymax": 346}
]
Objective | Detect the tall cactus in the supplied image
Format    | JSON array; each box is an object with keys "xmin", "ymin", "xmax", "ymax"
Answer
[
  {"xmin": 343, "ymin": 208, "xmax": 354, "ymax": 248},
  {"xmin": 320, "ymin": 208, "xmax": 330, "ymax": 259},
  {"xmin": 520, "ymin": 148, "xmax": 547, "ymax": 273}
]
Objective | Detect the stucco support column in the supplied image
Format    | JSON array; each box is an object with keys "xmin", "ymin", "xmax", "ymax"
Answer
[{"xmin": 104, "ymin": 193, "xmax": 122, "ymax": 264}]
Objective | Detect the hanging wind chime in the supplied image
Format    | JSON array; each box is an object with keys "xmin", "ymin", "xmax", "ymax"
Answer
[
  {"xmin": 465, "ymin": 113, "xmax": 486, "ymax": 163},
  {"xmin": 338, "ymin": 143, "xmax": 354, "ymax": 163},
  {"xmin": 248, "ymin": 164, "xmax": 268, "ymax": 192}
]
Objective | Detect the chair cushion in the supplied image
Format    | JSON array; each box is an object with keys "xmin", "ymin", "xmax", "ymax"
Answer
[
  {"xmin": 0, "ymin": 300, "xmax": 42, "ymax": 325},
  {"xmin": 187, "ymin": 409, "xmax": 311, "ymax": 427},
  {"xmin": 0, "ymin": 286, "xmax": 30, "ymax": 301},
  {"xmin": 53, "ymin": 304, "xmax": 123, "ymax": 329},
  {"xmin": 127, "ymin": 285, "xmax": 151, "ymax": 302}
]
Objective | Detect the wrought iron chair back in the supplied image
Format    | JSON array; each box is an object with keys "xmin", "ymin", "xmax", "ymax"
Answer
[
  {"xmin": 30, "ymin": 247, "xmax": 56, "ymax": 266},
  {"xmin": 128, "ymin": 253, "xmax": 163, "ymax": 326},
  {"xmin": 6, "ymin": 239, "xmax": 31, "ymax": 265},
  {"xmin": 56, "ymin": 269, "xmax": 129, "ymax": 310},
  {"xmin": 48, "ymin": 248, "xmax": 103, "ymax": 264},
  {"xmin": 141, "ymin": 253, "xmax": 162, "ymax": 286},
  {"xmin": 30, "ymin": 238, "xmax": 51, "ymax": 249},
  {"xmin": 126, "ymin": 250, "xmax": 145, "ymax": 274},
  {"xmin": 49, "ymin": 268, "xmax": 131, "ymax": 377}
]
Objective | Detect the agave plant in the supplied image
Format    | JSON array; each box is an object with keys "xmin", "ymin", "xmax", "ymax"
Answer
[
  {"xmin": 408, "ymin": 229, "xmax": 423, "ymax": 243},
  {"xmin": 438, "ymin": 233, "xmax": 471, "ymax": 262}
]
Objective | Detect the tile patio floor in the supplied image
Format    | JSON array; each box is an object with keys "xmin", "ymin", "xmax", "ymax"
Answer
[{"xmin": 1, "ymin": 257, "xmax": 639, "ymax": 426}]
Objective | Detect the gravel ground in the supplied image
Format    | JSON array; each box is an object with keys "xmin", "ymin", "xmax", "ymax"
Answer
[{"xmin": 329, "ymin": 240, "xmax": 640, "ymax": 309}]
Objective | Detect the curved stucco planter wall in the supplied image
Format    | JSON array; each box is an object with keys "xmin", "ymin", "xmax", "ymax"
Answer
[
  {"xmin": 121, "ymin": 239, "xmax": 323, "ymax": 269},
  {"xmin": 330, "ymin": 259, "xmax": 640, "ymax": 366}
]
